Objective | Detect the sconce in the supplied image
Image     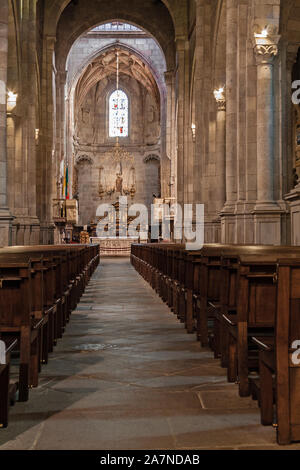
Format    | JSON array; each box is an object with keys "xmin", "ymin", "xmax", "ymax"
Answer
[
  {"xmin": 35, "ymin": 129, "xmax": 40, "ymax": 143},
  {"xmin": 191, "ymin": 123, "xmax": 196, "ymax": 142},
  {"xmin": 254, "ymin": 27, "xmax": 268, "ymax": 39},
  {"xmin": 213, "ymin": 87, "xmax": 225, "ymax": 102},
  {"xmin": 213, "ymin": 87, "xmax": 226, "ymax": 111},
  {"xmin": 6, "ymin": 91, "xmax": 18, "ymax": 113}
]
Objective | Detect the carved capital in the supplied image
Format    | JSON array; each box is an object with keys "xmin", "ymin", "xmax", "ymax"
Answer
[
  {"xmin": 216, "ymin": 100, "xmax": 226, "ymax": 111},
  {"xmin": 143, "ymin": 154, "xmax": 160, "ymax": 164},
  {"xmin": 252, "ymin": 24, "xmax": 280, "ymax": 65},
  {"xmin": 75, "ymin": 154, "xmax": 94, "ymax": 166},
  {"xmin": 164, "ymin": 70, "xmax": 175, "ymax": 85},
  {"xmin": 45, "ymin": 35, "xmax": 56, "ymax": 50},
  {"xmin": 254, "ymin": 43, "xmax": 278, "ymax": 64}
]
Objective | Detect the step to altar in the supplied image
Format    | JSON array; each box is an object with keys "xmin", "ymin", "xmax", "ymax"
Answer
[{"xmin": 90, "ymin": 237, "xmax": 139, "ymax": 256}]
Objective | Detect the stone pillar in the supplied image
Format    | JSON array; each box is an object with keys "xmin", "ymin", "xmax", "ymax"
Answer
[
  {"xmin": 39, "ymin": 35, "xmax": 56, "ymax": 244},
  {"xmin": 214, "ymin": 92, "xmax": 226, "ymax": 212},
  {"xmin": 0, "ymin": 0, "xmax": 13, "ymax": 246},
  {"xmin": 175, "ymin": 37, "xmax": 189, "ymax": 209},
  {"xmin": 55, "ymin": 70, "xmax": 67, "ymax": 200},
  {"xmin": 254, "ymin": 43, "xmax": 278, "ymax": 206},
  {"xmin": 286, "ymin": 46, "xmax": 299, "ymax": 191},
  {"xmin": 210, "ymin": 92, "xmax": 226, "ymax": 243},
  {"xmin": 220, "ymin": 0, "xmax": 238, "ymax": 243},
  {"xmin": 164, "ymin": 70, "xmax": 176, "ymax": 200},
  {"xmin": 252, "ymin": 32, "xmax": 284, "ymax": 244},
  {"xmin": 27, "ymin": 0, "xmax": 40, "ymax": 244},
  {"xmin": 194, "ymin": 0, "xmax": 205, "ymax": 206},
  {"xmin": 224, "ymin": 0, "xmax": 237, "ymax": 209},
  {"xmin": 284, "ymin": 45, "xmax": 300, "ymax": 245}
]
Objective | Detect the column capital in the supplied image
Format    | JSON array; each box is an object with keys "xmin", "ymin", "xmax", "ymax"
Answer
[
  {"xmin": 164, "ymin": 69, "xmax": 175, "ymax": 83},
  {"xmin": 253, "ymin": 43, "xmax": 279, "ymax": 65},
  {"xmin": 215, "ymin": 100, "xmax": 226, "ymax": 111},
  {"xmin": 45, "ymin": 35, "xmax": 56, "ymax": 49},
  {"xmin": 252, "ymin": 24, "xmax": 280, "ymax": 65},
  {"xmin": 57, "ymin": 69, "xmax": 67, "ymax": 85},
  {"xmin": 175, "ymin": 36, "xmax": 188, "ymax": 50}
]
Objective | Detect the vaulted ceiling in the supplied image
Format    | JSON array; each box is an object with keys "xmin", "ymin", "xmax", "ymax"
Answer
[{"xmin": 75, "ymin": 47, "xmax": 160, "ymax": 110}]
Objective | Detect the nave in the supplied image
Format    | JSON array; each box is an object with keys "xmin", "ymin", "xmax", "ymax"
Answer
[{"xmin": 0, "ymin": 257, "xmax": 297, "ymax": 450}]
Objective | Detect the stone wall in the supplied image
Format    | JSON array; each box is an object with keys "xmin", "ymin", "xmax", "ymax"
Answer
[
  {"xmin": 64, "ymin": 29, "xmax": 166, "ymax": 227},
  {"xmin": 73, "ymin": 76, "xmax": 161, "ymax": 226}
]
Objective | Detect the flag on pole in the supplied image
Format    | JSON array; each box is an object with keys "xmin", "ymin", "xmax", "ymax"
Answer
[{"xmin": 65, "ymin": 166, "xmax": 69, "ymax": 200}]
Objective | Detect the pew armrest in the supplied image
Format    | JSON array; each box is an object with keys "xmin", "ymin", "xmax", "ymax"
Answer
[
  {"xmin": 251, "ymin": 336, "xmax": 274, "ymax": 352},
  {"xmin": 222, "ymin": 313, "xmax": 237, "ymax": 327}
]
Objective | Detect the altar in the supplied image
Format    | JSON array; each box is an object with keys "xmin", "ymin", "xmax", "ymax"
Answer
[
  {"xmin": 90, "ymin": 237, "xmax": 139, "ymax": 256},
  {"xmin": 89, "ymin": 197, "xmax": 147, "ymax": 255}
]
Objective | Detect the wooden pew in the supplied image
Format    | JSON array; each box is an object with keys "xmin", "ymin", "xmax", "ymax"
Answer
[
  {"xmin": 0, "ymin": 244, "xmax": 100, "ymax": 405},
  {"xmin": 221, "ymin": 249, "xmax": 300, "ymax": 396},
  {"xmin": 131, "ymin": 242, "xmax": 300, "ymax": 445},
  {"xmin": 4, "ymin": 244, "xmax": 100, "ymax": 331},
  {"xmin": 190, "ymin": 245, "xmax": 234, "ymax": 346},
  {"xmin": 251, "ymin": 258, "xmax": 300, "ymax": 444},
  {"xmin": 0, "ymin": 257, "xmax": 43, "ymax": 401},
  {"xmin": 0, "ymin": 337, "xmax": 18, "ymax": 428}
]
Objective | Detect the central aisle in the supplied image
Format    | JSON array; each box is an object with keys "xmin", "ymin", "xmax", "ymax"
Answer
[{"xmin": 0, "ymin": 258, "xmax": 288, "ymax": 450}]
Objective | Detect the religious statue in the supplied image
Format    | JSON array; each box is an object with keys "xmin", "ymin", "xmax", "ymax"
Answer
[
  {"xmin": 293, "ymin": 168, "xmax": 299, "ymax": 188},
  {"xmin": 98, "ymin": 166, "xmax": 105, "ymax": 199},
  {"xmin": 116, "ymin": 173, "xmax": 123, "ymax": 194}
]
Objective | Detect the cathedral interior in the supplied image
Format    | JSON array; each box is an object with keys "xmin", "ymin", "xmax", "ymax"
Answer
[{"xmin": 1, "ymin": 0, "xmax": 300, "ymax": 452}]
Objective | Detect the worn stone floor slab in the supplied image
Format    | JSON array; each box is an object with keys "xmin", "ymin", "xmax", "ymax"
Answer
[{"xmin": 0, "ymin": 257, "xmax": 299, "ymax": 450}]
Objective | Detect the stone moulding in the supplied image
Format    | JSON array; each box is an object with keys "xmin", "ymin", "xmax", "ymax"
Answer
[
  {"xmin": 75, "ymin": 154, "xmax": 94, "ymax": 166},
  {"xmin": 143, "ymin": 154, "xmax": 160, "ymax": 164}
]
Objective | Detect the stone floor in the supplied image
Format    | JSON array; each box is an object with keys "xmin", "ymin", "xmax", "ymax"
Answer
[{"xmin": 0, "ymin": 257, "xmax": 299, "ymax": 450}]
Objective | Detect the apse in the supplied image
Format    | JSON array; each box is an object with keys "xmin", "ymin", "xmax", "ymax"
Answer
[{"xmin": 63, "ymin": 22, "xmax": 166, "ymax": 228}]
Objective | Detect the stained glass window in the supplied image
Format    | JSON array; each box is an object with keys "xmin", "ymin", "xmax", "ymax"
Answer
[{"xmin": 109, "ymin": 90, "xmax": 129, "ymax": 137}]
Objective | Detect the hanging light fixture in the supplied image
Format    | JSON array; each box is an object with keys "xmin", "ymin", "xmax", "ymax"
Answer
[{"xmin": 105, "ymin": 48, "xmax": 134, "ymax": 166}]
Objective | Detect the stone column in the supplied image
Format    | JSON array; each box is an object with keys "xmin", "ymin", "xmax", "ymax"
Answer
[
  {"xmin": 254, "ymin": 42, "xmax": 278, "ymax": 207},
  {"xmin": 175, "ymin": 38, "xmax": 187, "ymax": 209},
  {"xmin": 224, "ymin": 0, "xmax": 237, "ymax": 210},
  {"xmin": 284, "ymin": 45, "xmax": 300, "ymax": 245},
  {"xmin": 0, "ymin": 0, "xmax": 13, "ymax": 246},
  {"xmin": 220, "ymin": 0, "xmax": 238, "ymax": 243},
  {"xmin": 39, "ymin": 35, "xmax": 56, "ymax": 244},
  {"xmin": 286, "ymin": 46, "xmax": 299, "ymax": 191},
  {"xmin": 164, "ymin": 70, "xmax": 176, "ymax": 200},
  {"xmin": 214, "ymin": 92, "xmax": 226, "ymax": 212},
  {"xmin": 27, "ymin": 0, "xmax": 40, "ymax": 244},
  {"xmin": 194, "ymin": 0, "xmax": 205, "ymax": 206},
  {"xmin": 253, "ymin": 33, "xmax": 283, "ymax": 244}
]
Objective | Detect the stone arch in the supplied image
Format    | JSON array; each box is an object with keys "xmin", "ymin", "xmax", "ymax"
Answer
[
  {"xmin": 44, "ymin": 0, "xmax": 182, "ymax": 47},
  {"xmin": 72, "ymin": 45, "xmax": 163, "ymax": 110},
  {"xmin": 143, "ymin": 154, "xmax": 160, "ymax": 164},
  {"xmin": 53, "ymin": 0, "xmax": 176, "ymax": 72},
  {"xmin": 143, "ymin": 154, "xmax": 161, "ymax": 199},
  {"xmin": 75, "ymin": 154, "xmax": 94, "ymax": 166},
  {"xmin": 67, "ymin": 42, "xmax": 166, "ymax": 104}
]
